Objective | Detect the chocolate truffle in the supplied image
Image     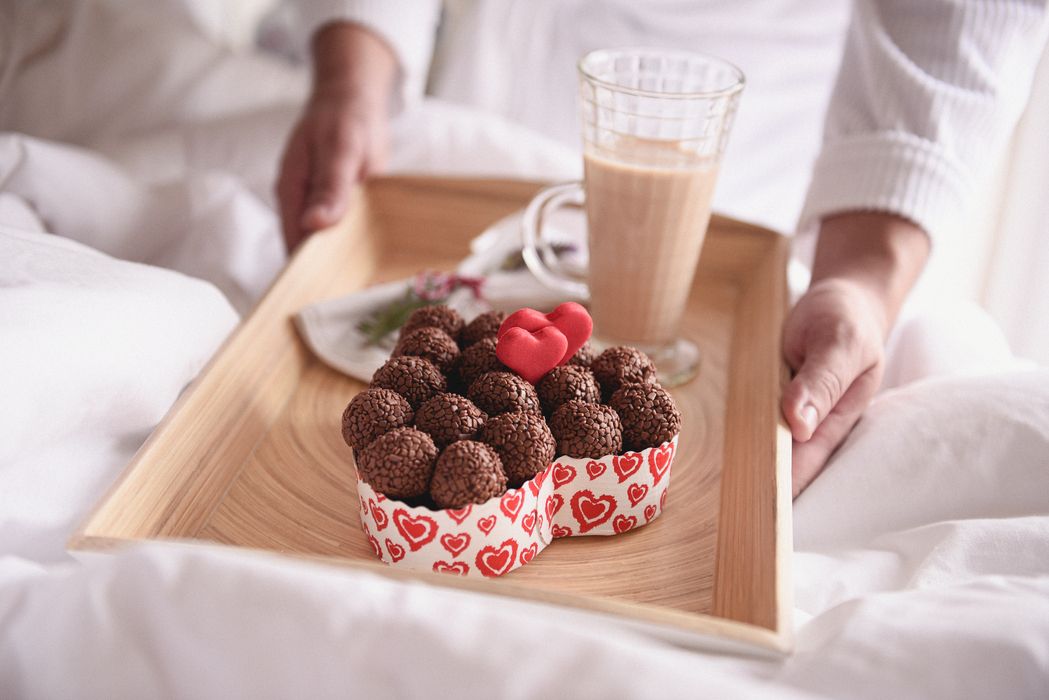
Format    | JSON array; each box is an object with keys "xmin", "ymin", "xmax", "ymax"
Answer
[
  {"xmin": 399, "ymin": 305, "xmax": 465, "ymax": 345},
  {"xmin": 392, "ymin": 326, "xmax": 461, "ymax": 374},
  {"xmin": 590, "ymin": 346, "xmax": 658, "ymax": 401},
  {"xmin": 356, "ymin": 427, "xmax": 438, "ymax": 500},
  {"xmin": 566, "ymin": 340, "xmax": 596, "ymax": 367},
  {"xmin": 430, "ymin": 440, "xmax": 508, "ymax": 509},
  {"xmin": 549, "ymin": 400, "xmax": 623, "ymax": 459},
  {"xmin": 479, "ymin": 411, "xmax": 556, "ymax": 488},
  {"xmin": 535, "ymin": 364, "xmax": 601, "ymax": 415},
  {"xmin": 467, "ymin": 370, "xmax": 542, "ymax": 417},
  {"xmin": 462, "ymin": 309, "xmax": 506, "ymax": 347},
  {"xmin": 609, "ymin": 383, "xmax": 681, "ymax": 451},
  {"xmin": 341, "ymin": 388, "xmax": 414, "ymax": 450},
  {"xmin": 414, "ymin": 393, "xmax": 487, "ymax": 448},
  {"xmin": 371, "ymin": 355, "xmax": 447, "ymax": 410},
  {"xmin": 457, "ymin": 337, "xmax": 509, "ymax": 387}
]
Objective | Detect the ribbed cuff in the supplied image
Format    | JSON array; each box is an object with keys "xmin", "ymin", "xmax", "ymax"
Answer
[
  {"xmin": 268, "ymin": 0, "xmax": 441, "ymax": 112},
  {"xmin": 797, "ymin": 131, "xmax": 974, "ymax": 243}
]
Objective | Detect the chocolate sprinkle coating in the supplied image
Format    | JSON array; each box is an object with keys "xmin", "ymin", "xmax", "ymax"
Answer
[
  {"xmin": 535, "ymin": 364, "xmax": 601, "ymax": 416},
  {"xmin": 457, "ymin": 337, "xmax": 509, "ymax": 387},
  {"xmin": 371, "ymin": 355, "xmax": 447, "ymax": 410},
  {"xmin": 609, "ymin": 383, "xmax": 681, "ymax": 451},
  {"xmin": 590, "ymin": 346, "xmax": 658, "ymax": 401},
  {"xmin": 399, "ymin": 305, "xmax": 465, "ymax": 345},
  {"xmin": 566, "ymin": 340, "xmax": 596, "ymax": 367},
  {"xmin": 462, "ymin": 310, "xmax": 506, "ymax": 348},
  {"xmin": 356, "ymin": 427, "xmax": 438, "ymax": 499},
  {"xmin": 430, "ymin": 440, "xmax": 508, "ymax": 509},
  {"xmin": 392, "ymin": 326, "xmax": 461, "ymax": 375},
  {"xmin": 478, "ymin": 411, "xmax": 556, "ymax": 488},
  {"xmin": 414, "ymin": 393, "xmax": 487, "ymax": 448},
  {"xmin": 549, "ymin": 400, "xmax": 623, "ymax": 459},
  {"xmin": 467, "ymin": 370, "xmax": 542, "ymax": 417},
  {"xmin": 341, "ymin": 388, "xmax": 414, "ymax": 450}
]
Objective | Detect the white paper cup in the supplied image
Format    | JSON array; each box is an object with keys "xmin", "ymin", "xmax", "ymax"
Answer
[{"xmin": 356, "ymin": 435, "xmax": 678, "ymax": 578}]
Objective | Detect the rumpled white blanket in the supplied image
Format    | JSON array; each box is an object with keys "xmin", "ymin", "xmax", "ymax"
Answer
[{"xmin": 1, "ymin": 2, "xmax": 1048, "ymax": 698}]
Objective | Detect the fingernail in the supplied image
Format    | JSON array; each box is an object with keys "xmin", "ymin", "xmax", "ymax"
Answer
[{"xmin": 801, "ymin": 404, "xmax": 819, "ymax": 435}]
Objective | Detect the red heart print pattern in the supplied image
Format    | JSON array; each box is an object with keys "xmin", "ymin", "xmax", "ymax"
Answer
[
  {"xmin": 477, "ymin": 515, "xmax": 498, "ymax": 534},
  {"xmin": 570, "ymin": 490, "xmax": 617, "ymax": 533},
  {"xmin": 627, "ymin": 482, "xmax": 649, "ymax": 507},
  {"xmin": 649, "ymin": 442, "xmax": 674, "ymax": 485},
  {"xmin": 440, "ymin": 532, "xmax": 471, "ymax": 557},
  {"xmin": 551, "ymin": 524, "xmax": 573, "ymax": 538},
  {"xmin": 644, "ymin": 504, "xmax": 657, "ymax": 523},
  {"xmin": 544, "ymin": 495, "xmax": 556, "ymax": 522},
  {"xmin": 500, "ymin": 490, "xmax": 523, "ymax": 522},
  {"xmin": 521, "ymin": 510, "xmax": 537, "ymax": 535},
  {"xmin": 476, "ymin": 539, "xmax": 519, "ymax": 577},
  {"xmin": 613, "ymin": 453, "xmax": 643, "ymax": 483},
  {"xmin": 613, "ymin": 515, "xmax": 637, "ymax": 534},
  {"xmin": 393, "ymin": 509, "xmax": 437, "ymax": 552},
  {"xmin": 520, "ymin": 543, "xmax": 539, "ymax": 565},
  {"xmin": 360, "ymin": 497, "xmax": 369, "ymax": 516},
  {"xmin": 660, "ymin": 487, "xmax": 668, "ymax": 509},
  {"xmin": 367, "ymin": 534, "xmax": 382, "ymax": 558},
  {"xmin": 549, "ymin": 493, "xmax": 564, "ymax": 517},
  {"xmin": 371, "ymin": 502, "xmax": 388, "ymax": 530},
  {"xmin": 385, "ymin": 539, "xmax": 406, "ymax": 563},
  {"xmin": 532, "ymin": 467, "xmax": 548, "ymax": 491},
  {"xmin": 496, "ymin": 325, "xmax": 568, "ymax": 385},
  {"xmin": 433, "ymin": 561, "xmax": 469, "ymax": 576},
  {"xmin": 446, "ymin": 506, "xmax": 472, "ymax": 525},
  {"xmin": 552, "ymin": 463, "xmax": 576, "ymax": 488},
  {"xmin": 498, "ymin": 303, "xmax": 593, "ymax": 367},
  {"xmin": 586, "ymin": 460, "xmax": 605, "ymax": 480}
]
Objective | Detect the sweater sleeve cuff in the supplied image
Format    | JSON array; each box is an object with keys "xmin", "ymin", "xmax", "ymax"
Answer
[
  {"xmin": 261, "ymin": 0, "xmax": 441, "ymax": 111},
  {"xmin": 797, "ymin": 131, "xmax": 973, "ymax": 243}
]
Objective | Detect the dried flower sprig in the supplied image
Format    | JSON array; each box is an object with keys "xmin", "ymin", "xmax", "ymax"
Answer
[{"xmin": 357, "ymin": 271, "xmax": 485, "ymax": 346}]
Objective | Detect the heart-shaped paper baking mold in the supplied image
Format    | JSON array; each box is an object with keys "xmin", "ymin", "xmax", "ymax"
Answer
[{"xmin": 356, "ymin": 436, "xmax": 677, "ymax": 578}]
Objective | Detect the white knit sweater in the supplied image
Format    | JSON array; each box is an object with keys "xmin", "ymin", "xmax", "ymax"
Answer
[{"xmin": 277, "ymin": 0, "xmax": 1049, "ymax": 243}]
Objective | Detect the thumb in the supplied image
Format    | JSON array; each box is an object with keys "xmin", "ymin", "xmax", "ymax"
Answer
[{"xmin": 782, "ymin": 333, "xmax": 870, "ymax": 443}]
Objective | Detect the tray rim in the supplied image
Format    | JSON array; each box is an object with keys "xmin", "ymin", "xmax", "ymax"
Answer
[{"xmin": 67, "ymin": 175, "xmax": 793, "ymax": 656}]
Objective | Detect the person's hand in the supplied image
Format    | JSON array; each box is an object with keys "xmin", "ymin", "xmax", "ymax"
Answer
[
  {"xmin": 782, "ymin": 212, "xmax": 930, "ymax": 498},
  {"xmin": 277, "ymin": 22, "xmax": 397, "ymax": 251}
]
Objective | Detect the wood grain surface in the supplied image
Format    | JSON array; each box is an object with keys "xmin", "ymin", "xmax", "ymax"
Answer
[{"xmin": 68, "ymin": 176, "xmax": 792, "ymax": 654}]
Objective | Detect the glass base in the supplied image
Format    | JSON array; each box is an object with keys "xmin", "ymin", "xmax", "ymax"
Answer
[{"xmin": 591, "ymin": 337, "xmax": 701, "ymax": 388}]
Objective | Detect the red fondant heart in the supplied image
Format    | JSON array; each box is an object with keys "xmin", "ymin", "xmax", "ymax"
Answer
[
  {"xmin": 498, "ymin": 302, "xmax": 593, "ymax": 367},
  {"xmin": 496, "ymin": 325, "xmax": 568, "ymax": 385},
  {"xmin": 545, "ymin": 302, "xmax": 593, "ymax": 364}
]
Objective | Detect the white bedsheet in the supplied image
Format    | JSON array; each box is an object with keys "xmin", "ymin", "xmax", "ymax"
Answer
[{"xmin": 2, "ymin": 2, "xmax": 1048, "ymax": 698}]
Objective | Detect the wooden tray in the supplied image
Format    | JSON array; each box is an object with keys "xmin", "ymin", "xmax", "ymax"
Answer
[{"xmin": 68, "ymin": 176, "xmax": 793, "ymax": 655}]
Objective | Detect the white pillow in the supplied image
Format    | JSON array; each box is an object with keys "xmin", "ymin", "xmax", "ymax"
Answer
[{"xmin": 0, "ymin": 225, "xmax": 239, "ymax": 563}]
